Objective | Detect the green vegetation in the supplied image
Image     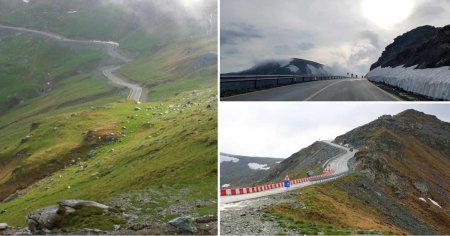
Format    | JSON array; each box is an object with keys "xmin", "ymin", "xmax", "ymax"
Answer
[
  {"xmin": 0, "ymin": 32, "xmax": 105, "ymax": 113},
  {"xmin": 120, "ymin": 37, "xmax": 217, "ymax": 100},
  {"xmin": 0, "ymin": 0, "xmax": 134, "ymax": 41},
  {"xmin": 148, "ymin": 66, "xmax": 217, "ymax": 100},
  {"xmin": 57, "ymin": 207, "xmax": 126, "ymax": 232},
  {"xmin": 119, "ymin": 29, "xmax": 163, "ymax": 51},
  {"xmin": 0, "ymin": 1, "xmax": 218, "ymax": 231},
  {"xmin": 0, "ymin": 90, "xmax": 217, "ymax": 226}
]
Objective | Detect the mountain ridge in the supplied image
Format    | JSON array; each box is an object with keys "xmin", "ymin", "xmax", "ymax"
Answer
[{"xmin": 223, "ymin": 58, "xmax": 329, "ymax": 76}]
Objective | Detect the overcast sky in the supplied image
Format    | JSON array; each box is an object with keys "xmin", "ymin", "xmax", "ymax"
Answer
[
  {"xmin": 220, "ymin": 103, "xmax": 450, "ymax": 158},
  {"xmin": 221, "ymin": 0, "xmax": 450, "ymax": 74}
]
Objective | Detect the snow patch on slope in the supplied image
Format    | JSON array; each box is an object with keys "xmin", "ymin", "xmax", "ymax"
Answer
[
  {"xmin": 248, "ymin": 163, "xmax": 270, "ymax": 170},
  {"xmin": 287, "ymin": 65, "xmax": 299, "ymax": 73},
  {"xmin": 220, "ymin": 155, "xmax": 239, "ymax": 163},
  {"xmin": 306, "ymin": 64, "xmax": 328, "ymax": 76},
  {"xmin": 366, "ymin": 65, "xmax": 450, "ymax": 100},
  {"xmin": 428, "ymin": 198, "xmax": 442, "ymax": 208}
]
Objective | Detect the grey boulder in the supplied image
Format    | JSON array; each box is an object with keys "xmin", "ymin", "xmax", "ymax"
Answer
[
  {"xmin": 27, "ymin": 200, "xmax": 110, "ymax": 234},
  {"xmin": 169, "ymin": 216, "xmax": 198, "ymax": 234},
  {"xmin": 0, "ymin": 223, "xmax": 8, "ymax": 230},
  {"xmin": 58, "ymin": 200, "xmax": 109, "ymax": 211}
]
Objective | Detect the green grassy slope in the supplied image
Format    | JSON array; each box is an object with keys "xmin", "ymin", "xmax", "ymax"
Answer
[
  {"xmin": 0, "ymin": 91, "xmax": 217, "ymax": 226},
  {"xmin": 0, "ymin": 0, "xmax": 135, "ymax": 41},
  {"xmin": 0, "ymin": 0, "xmax": 217, "ymax": 103},
  {"xmin": 120, "ymin": 37, "xmax": 217, "ymax": 100},
  {"xmin": 0, "ymin": 1, "xmax": 218, "ymax": 230},
  {"xmin": 267, "ymin": 175, "xmax": 404, "ymax": 235},
  {"xmin": 0, "ymin": 31, "xmax": 105, "ymax": 113}
]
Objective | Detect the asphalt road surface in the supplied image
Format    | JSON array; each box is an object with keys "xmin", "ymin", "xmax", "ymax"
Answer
[
  {"xmin": 0, "ymin": 23, "xmax": 142, "ymax": 102},
  {"xmin": 220, "ymin": 141, "xmax": 356, "ymax": 206},
  {"xmin": 102, "ymin": 65, "xmax": 142, "ymax": 101},
  {"xmin": 222, "ymin": 78, "xmax": 402, "ymax": 101}
]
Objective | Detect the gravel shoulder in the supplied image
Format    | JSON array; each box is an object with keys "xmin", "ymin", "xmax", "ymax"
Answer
[{"xmin": 221, "ymin": 192, "xmax": 302, "ymax": 235}]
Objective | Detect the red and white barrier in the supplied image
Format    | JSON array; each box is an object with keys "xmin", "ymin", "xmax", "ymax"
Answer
[{"xmin": 221, "ymin": 169, "xmax": 336, "ymax": 196}]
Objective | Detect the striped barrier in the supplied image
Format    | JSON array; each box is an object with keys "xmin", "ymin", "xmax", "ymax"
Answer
[{"xmin": 221, "ymin": 169, "xmax": 336, "ymax": 196}]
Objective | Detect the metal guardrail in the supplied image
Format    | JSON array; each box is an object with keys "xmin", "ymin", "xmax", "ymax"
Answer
[{"xmin": 220, "ymin": 74, "xmax": 348, "ymax": 94}]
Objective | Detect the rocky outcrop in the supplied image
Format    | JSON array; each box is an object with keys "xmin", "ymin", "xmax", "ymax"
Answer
[
  {"xmin": 27, "ymin": 205, "xmax": 63, "ymax": 234},
  {"xmin": 58, "ymin": 200, "xmax": 109, "ymax": 211},
  {"xmin": 335, "ymin": 109, "xmax": 450, "ymax": 234},
  {"xmin": 27, "ymin": 200, "xmax": 111, "ymax": 234},
  {"xmin": 0, "ymin": 223, "xmax": 8, "ymax": 230},
  {"xmin": 370, "ymin": 25, "xmax": 441, "ymax": 70},
  {"xmin": 169, "ymin": 216, "xmax": 198, "ymax": 234},
  {"xmin": 30, "ymin": 122, "xmax": 40, "ymax": 131}
]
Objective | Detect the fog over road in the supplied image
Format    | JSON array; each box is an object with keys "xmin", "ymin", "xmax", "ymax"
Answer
[
  {"xmin": 221, "ymin": 141, "xmax": 356, "ymax": 208},
  {"xmin": 0, "ymin": 23, "xmax": 142, "ymax": 102},
  {"xmin": 223, "ymin": 78, "xmax": 402, "ymax": 101}
]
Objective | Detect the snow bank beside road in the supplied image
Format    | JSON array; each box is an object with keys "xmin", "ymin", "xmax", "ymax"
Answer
[{"xmin": 366, "ymin": 65, "xmax": 450, "ymax": 100}]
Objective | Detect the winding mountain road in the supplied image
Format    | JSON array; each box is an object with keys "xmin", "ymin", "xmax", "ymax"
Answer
[
  {"xmin": 221, "ymin": 141, "xmax": 356, "ymax": 208},
  {"xmin": 0, "ymin": 23, "xmax": 142, "ymax": 102},
  {"xmin": 222, "ymin": 78, "xmax": 402, "ymax": 101}
]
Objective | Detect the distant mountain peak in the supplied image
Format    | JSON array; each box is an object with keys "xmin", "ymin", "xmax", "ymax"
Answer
[{"xmin": 225, "ymin": 57, "xmax": 329, "ymax": 76}]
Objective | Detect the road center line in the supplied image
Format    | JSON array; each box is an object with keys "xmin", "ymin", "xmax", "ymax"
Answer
[{"xmin": 304, "ymin": 80, "xmax": 347, "ymax": 101}]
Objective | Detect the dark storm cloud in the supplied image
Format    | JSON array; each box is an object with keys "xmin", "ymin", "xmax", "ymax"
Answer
[{"xmin": 221, "ymin": 23, "xmax": 263, "ymax": 45}]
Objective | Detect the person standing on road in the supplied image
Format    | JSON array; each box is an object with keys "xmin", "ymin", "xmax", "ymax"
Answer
[{"xmin": 284, "ymin": 174, "xmax": 290, "ymax": 191}]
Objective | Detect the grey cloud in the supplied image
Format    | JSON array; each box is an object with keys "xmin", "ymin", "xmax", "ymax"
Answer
[
  {"xmin": 274, "ymin": 42, "xmax": 315, "ymax": 54},
  {"xmin": 297, "ymin": 42, "xmax": 316, "ymax": 50},
  {"xmin": 221, "ymin": 0, "xmax": 450, "ymax": 74},
  {"xmin": 221, "ymin": 23, "xmax": 263, "ymax": 45},
  {"xmin": 360, "ymin": 30, "xmax": 380, "ymax": 48},
  {"xmin": 220, "ymin": 103, "xmax": 450, "ymax": 158},
  {"xmin": 410, "ymin": 1, "xmax": 445, "ymax": 21}
]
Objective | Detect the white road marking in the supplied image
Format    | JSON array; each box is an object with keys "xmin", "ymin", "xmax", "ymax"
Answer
[
  {"xmin": 304, "ymin": 80, "xmax": 348, "ymax": 101},
  {"xmin": 366, "ymin": 80, "xmax": 403, "ymax": 101}
]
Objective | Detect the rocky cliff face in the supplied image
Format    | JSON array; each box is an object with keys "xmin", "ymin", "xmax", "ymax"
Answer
[
  {"xmin": 366, "ymin": 25, "xmax": 450, "ymax": 100},
  {"xmin": 224, "ymin": 58, "xmax": 329, "ymax": 76},
  {"xmin": 335, "ymin": 109, "xmax": 450, "ymax": 234},
  {"xmin": 370, "ymin": 25, "xmax": 442, "ymax": 70}
]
